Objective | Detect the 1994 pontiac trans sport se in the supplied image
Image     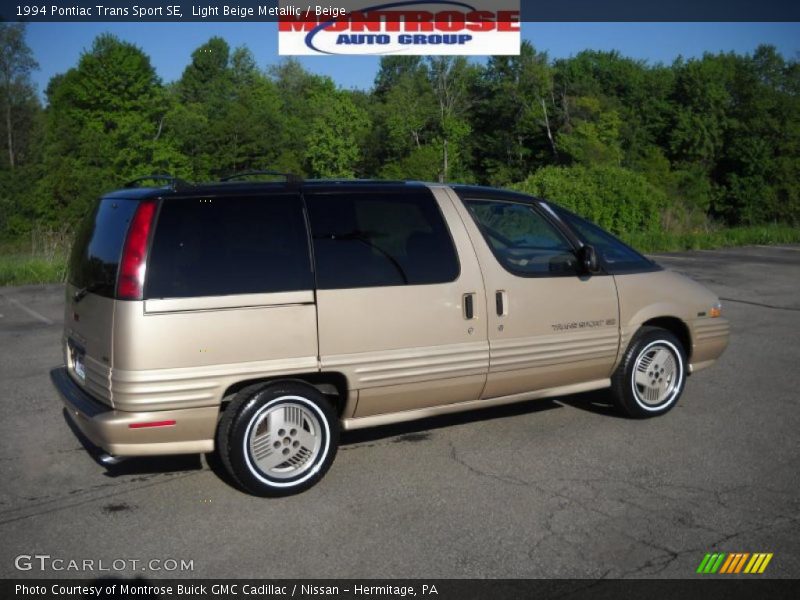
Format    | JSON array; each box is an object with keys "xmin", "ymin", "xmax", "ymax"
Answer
[{"xmin": 51, "ymin": 175, "xmax": 730, "ymax": 496}]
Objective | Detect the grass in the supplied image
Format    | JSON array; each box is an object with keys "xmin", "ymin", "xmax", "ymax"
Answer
[
  {"xmin": 0, "ymin": 253, "xmax": 68, "ymax": 286},
  {"xmin": 621, "ymin": 224, "xmax": 800, "ymax": 254},
  {"xmin": 0, "ymin": 224, "xmax": 798, "ymax": 286}
]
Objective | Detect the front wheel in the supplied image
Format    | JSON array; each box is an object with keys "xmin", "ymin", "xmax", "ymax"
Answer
[
  {"xmin": 610, "ymin": 327, "xmax": 687, "ymax": 418},
  {"xmin": 217, "ymin": 381, "xmax": 339, "ymax": 496}
]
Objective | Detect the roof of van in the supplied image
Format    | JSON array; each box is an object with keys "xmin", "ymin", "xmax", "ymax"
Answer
[
  {"xmin": 103, "ymin": 179, "xmax": 544, "ymax": 205},
  {"xmin": 104, "ymin": 178, "xmax": 446, "ymax": 200}
]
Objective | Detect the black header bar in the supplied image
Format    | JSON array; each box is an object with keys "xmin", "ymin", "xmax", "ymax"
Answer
[
  {"xmin": 1, "ymin": 0, "xmax": 799, "ymax": 23},
  {"xmin": 2, "ymin": 579, "xmax": 799, "ymax": 600}
]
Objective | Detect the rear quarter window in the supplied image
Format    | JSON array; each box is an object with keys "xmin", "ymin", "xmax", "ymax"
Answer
[
  {"xmin": 145, "ymin": 195, "xmax": 313, "ymax": 299},
  {"xmin": 68, "ymin": 197, "xmax": 140, "ymax": 298}
]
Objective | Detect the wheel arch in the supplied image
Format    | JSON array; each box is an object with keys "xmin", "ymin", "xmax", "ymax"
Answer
[
  {"xmin": 640, "ymin": 316, "xmax": 692, "ymax": 361},
  {"xmin": 220, "ymin": 372, "xmax": 350, "ymax": 417}
]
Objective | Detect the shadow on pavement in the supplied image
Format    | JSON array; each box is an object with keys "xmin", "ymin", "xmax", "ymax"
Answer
[
  {"xmin": 62, "ymin": 408, "xmax": 203, "ymax": 477},
  {"xmin": 59, "ymin": 382, "xmax": 626, "ymax": 487},
  {"xmin": 554, "ymin": 389, "xmax": 627, "ymax": 418}
]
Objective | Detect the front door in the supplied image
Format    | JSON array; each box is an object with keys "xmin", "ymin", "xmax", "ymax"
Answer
[
  {"xmin": 306, "ymin": 186, "xmax": 489, "ymax": 418},
  {"xmin": 447, "ymin": 190, "xmax": 620, "ymax": 399}
]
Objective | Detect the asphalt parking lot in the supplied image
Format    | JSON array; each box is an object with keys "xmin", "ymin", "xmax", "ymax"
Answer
[{"xmin": 0, "ymin": 245, "xmax": 798, "ymax": 579}]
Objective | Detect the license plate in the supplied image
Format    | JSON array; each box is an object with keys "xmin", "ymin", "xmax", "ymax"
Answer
[
  {"xmin": 74, "ymin": 354, "xmax": 86, "ymax": 382},
  {"xmin": 69, "ymin": 341, "xmax": 86, "ymax": 383}
]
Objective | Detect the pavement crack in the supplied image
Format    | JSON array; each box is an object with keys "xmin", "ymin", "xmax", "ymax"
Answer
[
  {"xmin": 448, "ymin": 441, "xmax": 532, "ymax": 488},
  {"xmin": 617, "ymin": 511, "xmax": 800, "ymax": 578},
  {"xmin": 0, "ymin": 471, "xmax": 203, "ymax": 526},
  {"xmin": 719, "ymin": 296, "xmax": 800, "ymax": 312}
]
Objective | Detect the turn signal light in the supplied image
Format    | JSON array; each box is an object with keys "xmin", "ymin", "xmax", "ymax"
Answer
[{"xmin": 709, "ymin": 303, "xmax": 722, "ymax": 318}]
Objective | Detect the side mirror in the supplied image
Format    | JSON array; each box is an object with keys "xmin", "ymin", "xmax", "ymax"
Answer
[{"xmin": 577, "ymin": 245, "xmax": 599, "ymax": 274}]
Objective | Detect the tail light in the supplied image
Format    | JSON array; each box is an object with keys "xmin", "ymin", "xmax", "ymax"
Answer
[{"xmin": 116, "ymin": 199, "xmax": 157, "ymax": 300}]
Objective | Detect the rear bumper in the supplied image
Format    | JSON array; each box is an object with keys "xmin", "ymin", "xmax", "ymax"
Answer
[{"xmin": 51, "ymin": 367, "xmax": 217, "ymax": 456}]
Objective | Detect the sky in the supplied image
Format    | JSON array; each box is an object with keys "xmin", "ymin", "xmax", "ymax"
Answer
[{"xmin": 25, "ymin": 22, "xmax": 800, "ymax": 97}]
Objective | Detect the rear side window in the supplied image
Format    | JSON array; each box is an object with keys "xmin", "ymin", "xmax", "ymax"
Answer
[
  {"xmin": 145, "ymin": 195, "xmax": 312, "ymax": 299},
  {"xmin": 306, "ymin": 191, "xmax": 460, "ymax": 289},
  {"xmin": 68, "ymin": 197, "xmax": 140, "ymax": 298},
  {"xmin": 465, "ymin": 199, "xmax": 578, "ymax": 276}
]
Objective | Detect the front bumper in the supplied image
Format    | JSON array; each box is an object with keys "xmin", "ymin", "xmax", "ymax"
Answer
[
  {"xmin": 51, "ymin": 367, "xmax": 218, "ymax": 456},
  {"xmin": 689, "ymin": 317, "xmax": 731, "ymax": 373}
]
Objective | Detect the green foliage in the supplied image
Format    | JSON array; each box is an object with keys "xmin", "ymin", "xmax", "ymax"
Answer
[
  {"xmin": 305, "ymin": 90, "xmax": 369, "ymax": 178},
  {"xmin": 622, "ymin": 224, "xmax": 800, "ymax": 253},
  {"xmin": 472, "ymin": 43, "xmax": 556, "ymax": 185},
  {"xmin": 379, "ymin": 145, "xmax": 441, "ymax": 181},
  {"xmin": 0, "ymin": 253, "xmax": 67, "ymax": 286},
  {"xmin": 0, "ymin": 224, "xmax": 71, "ymax": 285},
  {"xmin": 382, "ymin": 69, "xmax": 436, "ymax": 158},
  {"xmin": 173, "ymin": 41, "xmax": 289, "ymax": 180},
  {"xmin": 34, "ymin": 34, "xmax": 178, "ymax": 224},
  {"xmin": 512, "ymin": 165, "xmax": 663, "ymax": 235},
  {"xmin": 179, "ymin": 37, "xmax": 232, "ymax": 106},
  {"xmin": 426, "ymin": 56, "xmax": 476, "ymax": 181},
  {"xmin": 0, "ymin": 29, "xmax": 798, "ymax": 251},
  {"xmin": 557, "ymin": 96, "xmax": 623, "ymax": 166},
  {"xmin": 0, "ymin": 23, "xmax": 40, "ymax": 170},
  {"xmin": 373, "ymin": 56, "xmax": 425, "ymax": 97}
]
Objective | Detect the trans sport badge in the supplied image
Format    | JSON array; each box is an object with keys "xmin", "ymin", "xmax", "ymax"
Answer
[{"xmin": 278, "ymin": 0, "xmax": 521, "ymax": 55}]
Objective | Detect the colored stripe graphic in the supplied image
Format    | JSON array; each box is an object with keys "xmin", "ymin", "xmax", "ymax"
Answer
[
  {"xmin": 696, "ymin": 553, "xmax": 713, "ymax": 573},
  {"xmin": 744, "ymin": 554, "xmax": 761, "ymax": 573},
  {"xmin": 734, "ymin": 553, "xmax": 750, "ymax": 573},
  {"xmin": 697, "ymin": 553, "xmax": 727, "ymax": 574},
  {"xmin": 718, "ymin": 554, "xmax": 735, "ymax": 573},
  {"xmin": 712, "ymin": 553, "xmax": 726, "ymax": 573},
  {"xmin": 758, "ymin": 553, "xmax": 773, "ymax": 573},
  {"xmin": 699, "ymin": 552, "xmax": 773, "ymax": 574}
]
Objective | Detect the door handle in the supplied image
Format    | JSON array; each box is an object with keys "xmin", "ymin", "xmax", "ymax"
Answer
[
  {"xmin": 496, "ymin": 290, "xmax": 508, "ymax": 316},
  {"xmin": 463, "ymin": 293, "xmax": 476, "ymax": 320}
]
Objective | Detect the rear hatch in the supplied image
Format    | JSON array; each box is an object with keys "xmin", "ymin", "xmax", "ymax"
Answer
[{"xmin": 64, "ymin": 196, "xmax": 144, "ymax": 406}]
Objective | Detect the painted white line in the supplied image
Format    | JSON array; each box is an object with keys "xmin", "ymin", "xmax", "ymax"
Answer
[{"xmin": 1, "ymin": 295, "xmax": 54, "ymax": 325}]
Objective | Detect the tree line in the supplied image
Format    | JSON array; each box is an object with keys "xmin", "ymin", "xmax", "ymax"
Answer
[{"xmin": 1, "ymin": 23, "xmax": 798, "ymax": 243}]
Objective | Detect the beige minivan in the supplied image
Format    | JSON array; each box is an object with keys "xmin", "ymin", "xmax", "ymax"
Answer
[{"xmin": 52, "ymin": 176, "xmax": 729, "ymax": 496}]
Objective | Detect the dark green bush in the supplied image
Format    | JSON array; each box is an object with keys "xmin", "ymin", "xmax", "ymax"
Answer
[{"xmin": 511, "ymin": 165, "xmax": 665, "ymax": 236}]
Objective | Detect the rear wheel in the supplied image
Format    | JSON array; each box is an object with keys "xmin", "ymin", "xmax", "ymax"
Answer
[
  {"xmin": 217, "ymin": 381, "xmax": 339, "ymax": 496},
  {"xmin": 611, "ymin": 327, "xmax": 687, "ymax": 418}
]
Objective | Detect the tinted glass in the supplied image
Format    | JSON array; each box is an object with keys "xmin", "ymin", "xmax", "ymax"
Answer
[
  {"xmin": 549, "ymin": 204, "xmax": 656, "ymax": 272},
  {"xmin": 145, "ymin": 195, "xmax": 312, "ymax": 298},
  {"xmin": 465, "ymin": 199, "xmax": 578, "ymax": 276},
  {"xmin": 68, "ymin": 198, "xmax": 140, "ymax": 298},
  {"xmin": 307, "ymin": 191, "xmax": 460, "ymax": 289}
]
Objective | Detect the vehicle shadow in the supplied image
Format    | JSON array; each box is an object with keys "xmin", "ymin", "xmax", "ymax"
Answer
[
  {"xmin": 339, "ymin": 387, "xmax": 627, "ymax": 445},
  {"xmin": 554, "ymin": 389, "xmax": 626, "ymax": 418},
  {"xmin": 62, "ymin": 408, "xmax": 204, "ymax": 477},
  {"xmin": 340, "ymin": 396, "xmax": 562, "ymax": 445},
  {"xmin": 60, "ymin": 387, "xmax": 623, "ymax": 487}
]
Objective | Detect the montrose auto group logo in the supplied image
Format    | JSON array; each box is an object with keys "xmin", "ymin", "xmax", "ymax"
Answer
[{"xmin": 278, "ymin": 0, "xmax": 521, "ymax": 55}]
